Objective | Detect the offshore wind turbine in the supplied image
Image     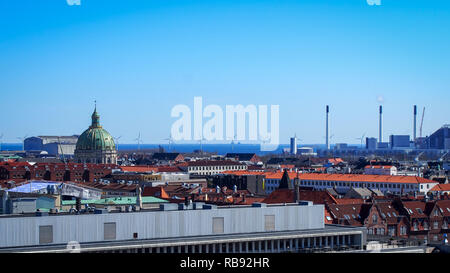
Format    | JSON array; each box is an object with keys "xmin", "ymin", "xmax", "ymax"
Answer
[
  {"xmin": 356, "ymin": 133, "xmax": 366, "ymax": 149},
  {"xmin": 113, "ymin": 136, "xmax": 122, "ymax": 151},
  {"xmin": 16, "ymin": 134, "xmax": 28, "ymax": 151},
  {"xmin": 164, "ymin": 134, "xmax": 174, "ymax": 152},
  {"xmin": 134, "ymin": 133, "xmax": 142, "ymax": 151}
]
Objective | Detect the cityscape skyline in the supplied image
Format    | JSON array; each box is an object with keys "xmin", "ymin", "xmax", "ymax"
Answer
[{"xmin": 1, "ymin": 0, "xmax": 449, "ymax": 144}]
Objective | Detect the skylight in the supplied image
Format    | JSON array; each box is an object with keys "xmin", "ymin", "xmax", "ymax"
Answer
[
  {"xmin": 387, "ymin": 213, "xmax": 391, "ymax": 217},
  {"xmin": 416, "ymin": 208, "xmax": 423, "ymax": 214}
]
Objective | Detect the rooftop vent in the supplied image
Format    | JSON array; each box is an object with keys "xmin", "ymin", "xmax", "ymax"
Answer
[
  {"xmin": 298, "ymin": 201, "xmax": 313, "ymax": 206},
  {"xmin": 193, "ymin": 202, "xmax": 205, "ymax": 210},
  {"xmin": 94, "ymin": 209, "xmax": 108, "ymax": 214},
  {"xmin": 35, "ymin": 211, "xmax": 49, "ymax": 217},
  {"xmin": 202, "ymin": 204, "xmax": 217, "ymax": 210},
  {"xmin": 159, "ymin": 203, "xmax": 178, "ymax": 211}
]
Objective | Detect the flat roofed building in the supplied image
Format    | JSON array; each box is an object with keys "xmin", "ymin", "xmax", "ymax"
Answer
[
  {"xmin": 263, "ymin": 172, "xmax": 438, "ymax": 195},
  {"xmin": 24, "ymin": 136, "xmax": 79, "ymax": 156},
  {"xmin": 180, "ymin": 160, "xmax": 248, "ymax": 176},
  {"xmin": 0, "ymin": 202, "xmax": 366, "ymax": 253}
]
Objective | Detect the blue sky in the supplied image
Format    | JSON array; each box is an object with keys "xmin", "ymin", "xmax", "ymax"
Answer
[{"xmin": 0, "ymin": 0, "xmax": 449, "ymax": 144}]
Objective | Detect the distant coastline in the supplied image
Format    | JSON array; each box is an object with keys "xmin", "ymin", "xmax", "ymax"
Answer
[{"xmin": 0, "ymin": 143, "xmax": 330, "ymax": 155}]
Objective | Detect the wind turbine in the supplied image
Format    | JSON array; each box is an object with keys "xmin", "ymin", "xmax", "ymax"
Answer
[
  {"xmin": 17, "ymin": 134, "xmax": 28, "ymax": 151},
  {"xmin": 113, "ymin": 136, "xmax": 122, "ymax": 151},
  {"xmin": 164, "ymin": 134, "xmax": 174, "ymax": 152},
  {"xmin": 231, "ymin": 134, "xmax": 237, "ymax": 152},
  {"xmin": 356, "ymin": 133, "xmax": 366, "ymax": 149},
  {"xmin": 134, "ymin": 133, "xmax": 142, "ymax": 151},
  {"xmin": 259, "ymin": 134, "xmax": 270, "ymax": 144},
  {"xmin": 199, "ymin": 137, "xmax": 207, "ymax": 155}
]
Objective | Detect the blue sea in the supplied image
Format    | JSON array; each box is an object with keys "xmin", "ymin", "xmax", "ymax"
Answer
[{"xmin": 1, "ymin": 143, "xmax": 326, "ymax": 155}]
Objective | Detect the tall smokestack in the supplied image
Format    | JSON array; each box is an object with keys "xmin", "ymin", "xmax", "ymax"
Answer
[
  {"xmin": 413, "ymin": 105, "xmax": 417, "ymax": 141},
  {"xmin": 326, "ymin": 105, "xmax": 329, "ymax": 150},
  {"xmin": 379, "ymin": 105, "xmax": 383, "ymax": 143}
]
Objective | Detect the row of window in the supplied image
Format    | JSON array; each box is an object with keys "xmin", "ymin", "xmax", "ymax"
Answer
[
  {"xmin": 265, "ymin": 179, "xmax": 420, "ymax": 191},
  {"xmin": 39, "ymin": 215, "xmax": 278, "ymax": 244},
  {"xmin": 189, "ymin": 165, "xmax": 245, "ymax": 171}
]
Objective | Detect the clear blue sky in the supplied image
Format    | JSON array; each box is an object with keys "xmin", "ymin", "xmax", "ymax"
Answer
[{"xmin": 1, "ymin": 0, "xmax": 449, "ymax": 144}]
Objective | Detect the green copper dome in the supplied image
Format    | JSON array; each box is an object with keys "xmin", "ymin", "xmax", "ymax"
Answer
[{"xmin": 75, "ymin": 107, "xmax": 116, "ymax": 151}]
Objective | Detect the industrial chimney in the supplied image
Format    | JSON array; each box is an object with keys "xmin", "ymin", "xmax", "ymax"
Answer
[
  {"xmin": 413, "ymin": 105, "xmax": 417, "ymax": 141},
  {"xmin": 326, "ymin": 105, "xmax": 330, "ymax": 150},
  {"xmin": 379, "ymin": 105, "xmax": 383, "ymax": 143}
]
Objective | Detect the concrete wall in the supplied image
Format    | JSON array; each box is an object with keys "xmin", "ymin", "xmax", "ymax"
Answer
[{"xmin": 0, "ymin": 203, "xmax": 324, "ymax": 248}]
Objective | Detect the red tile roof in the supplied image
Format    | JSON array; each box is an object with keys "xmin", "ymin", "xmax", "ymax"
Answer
[
  {"xmin": 326, "ymin": 203, "xmax": 372, "ymax": 226},
  {"xmin": 184, "ymin": 160, "xmax": 245, "ymax": 167},
  {"xmin": 430, "ymin": 184, "xmax": 450, "ymax": 192},
  {"xmin": 365, "ymin": 165, "xmax": 394, "ymax": 169},
  {"xmin": 262, "ymin": 188, "xmax": 337, "ymax": 205},
  {"xmin": 435, "ymin": 200, "xmax": 450, "ymax": 217},
  {"xmin": 335, "ymin": 198, "xmax": 365, "ymax": 205}
]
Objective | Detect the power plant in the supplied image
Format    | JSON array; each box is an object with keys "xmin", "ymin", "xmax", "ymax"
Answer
[{"xmin": 314, "ymin": 104, "xmax": 447, "ymax": 152}]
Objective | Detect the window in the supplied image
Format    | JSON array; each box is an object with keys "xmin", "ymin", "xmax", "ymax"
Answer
[
  {"xmin": 388, "ymin": 226, "xmax": 396, "ymax": 236},
  {"xmin": 212, "ymin": 217, "xmax": 224, "ymax": 234},
  {"xmin": 104, "ymin": 222, "xmax": 116, "ymax": 240},
  {"xmin": 265, "ymin": 215, "xmax": 275, "ymax": 231},
  {"xmin": 39, "ymin": 225, "xmax": 53, "ymax": 244},
  {"xmin": 416, "ymin": 208, "xmax": 423, "ymax": 214},
  {"xmin": 443, "ymin": 220, "xmax": 448, "ymax": 229},
  {"xmin": 372, "ymin": 214, "xmax": 378, "ymax": 224},
  {"xmin": 400, "ymin": 226, "xmax": 407, "ymax": 235},
  {"xmin": 434, "ymin": 221, "xmax": 439, "ymax": 229}
]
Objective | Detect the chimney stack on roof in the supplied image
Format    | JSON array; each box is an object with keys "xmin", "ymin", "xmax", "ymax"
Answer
[
  {"xmin": 326, "ymin": 105, "xmax": 330, "ymax": 150},
  {"xmin": 379, "ymin": 105, "xmax": 383, "ymax": 143},
  {"xmin": 414, "ymin": 105, "xmax": 417, "ymax": 141}
]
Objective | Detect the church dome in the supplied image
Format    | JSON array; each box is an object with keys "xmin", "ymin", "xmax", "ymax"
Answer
[{"xmin": 75, "ymin": 108, "xmax": 116, "ymax": 151}]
